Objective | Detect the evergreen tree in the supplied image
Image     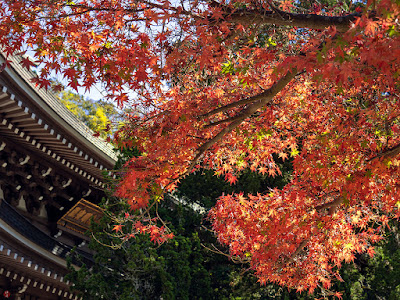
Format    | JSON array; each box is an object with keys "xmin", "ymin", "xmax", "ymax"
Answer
[{"xmin": 67, "ymin": 156, "xmax": 294, "ymax": 299}]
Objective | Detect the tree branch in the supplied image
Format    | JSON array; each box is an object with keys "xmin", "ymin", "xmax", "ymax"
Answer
[
  {"xmin": 281, "ymin": 196, "xmax": 344, "ymax": 266},
  {"xmin": 283, "ymin": 238, "xmax": 310, "ymax": 265},
  {"xmin": 315, "ymin": 196, "xmax": 344, "ymax": 215},
  {"xmin": 367, "ymin": 143, "xmax": 400, "ymax": 162},
  {"xmin": 282, "ymin": 139, "xmax": 400, "ymax": 266},
  {"xmin": 200, "ymin": 70, "xmax": 306, "ymax": 121},
  {"xmin": 200, "ymin": 86, "xmax": 274, "ymax": 120},
  {"xmin": 201, "ymin": 69, "xmax": 298, "ymax": 122},
  {"xmin": 224, "ymin": 5, "xmax": 362, "ymax": 32},
  {"xmin": 62, "ymin": 1, "xmax": 364, "ymax": 32},
  {"xmin": 188, "ymin": 69, "xmax": 298, "ymax": 171}
]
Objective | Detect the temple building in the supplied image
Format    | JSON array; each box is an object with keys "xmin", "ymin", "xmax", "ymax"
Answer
[{"xmin": 0, "ymin": 53, "xmax": 118, "ymax": 299}]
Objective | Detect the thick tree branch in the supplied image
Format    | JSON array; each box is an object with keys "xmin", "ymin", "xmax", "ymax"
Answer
[
  {"xmin": 315, "ymin": 196, "xmax": 344, "ymax": 215},
  {"xmin": 201, "ymin": 70, "xmax": 307, "ymax": 121},
  {"xmin": 200, "ymin": 93, "xmax": 262, "ymax": 120},
  {"xmin": 203, "ymin": 117, "xmax": 231, "ymax": 128},
  {"xmin": 282, "ymin": 196, "xmax": 344, "ymax": 266},
  {"xmin": 283, "ymin": 238, "xmax": 309, "ymax": 265},
  {"xmin": 200, "ymin": 81, "xmax": 282, "ymax": 120},
  {"xmin": 368, "ymin": 143, "xmax": 400, "ymax": 162},
  {"xmin": 285, "ymin": 141, "xmax": 400, "ymax": 266},
  {"xmin": 63, "ymin": 2, "xmax": 363, "ymax": 32},
  {"xmin": 202, "ymin": 69, "xmax": 298, "ymax": 123},
  {"xmin": 188, "ymin": 69, "xmax": 298, "ymax": 170},
  {"xmin": 224, "ymin": 6, "xmax": 362, "ymax": 32}
]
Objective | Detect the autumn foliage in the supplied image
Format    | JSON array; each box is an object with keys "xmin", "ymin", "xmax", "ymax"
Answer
[{"xmin": 1, "ymin": 0, "xmax": 400, "ymax": 294}]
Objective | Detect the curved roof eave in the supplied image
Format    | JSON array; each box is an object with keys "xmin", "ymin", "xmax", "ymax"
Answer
[{"xmin": 0, "ymin": 53, "xmax": 118, "ymax": 167}]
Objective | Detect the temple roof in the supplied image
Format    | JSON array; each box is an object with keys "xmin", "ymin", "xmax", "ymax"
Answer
[
  {"xmin": 6, "ymin": 54, "xmax": 118, "ymax": 161},
  {"xmin": 0, "ymin": 53, "xmax": 118, "ymax": 188},
  {"xmin": 0, "ymin": 53, "xmax": 117, "ymax": 300}
]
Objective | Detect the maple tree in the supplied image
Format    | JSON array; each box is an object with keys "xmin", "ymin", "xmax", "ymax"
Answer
[{"xmin": 1, "ymin": 0, "xmax": 400, "ymax": 294}]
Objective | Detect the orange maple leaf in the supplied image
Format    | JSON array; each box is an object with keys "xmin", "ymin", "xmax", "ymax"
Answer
[
  {"xmin": 113, "ymin": 224, "xmax": 123, "ymax": 233},
  {"xmin": 278, "ymin": 152, "xmax": 288, "ymax": 160}
]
